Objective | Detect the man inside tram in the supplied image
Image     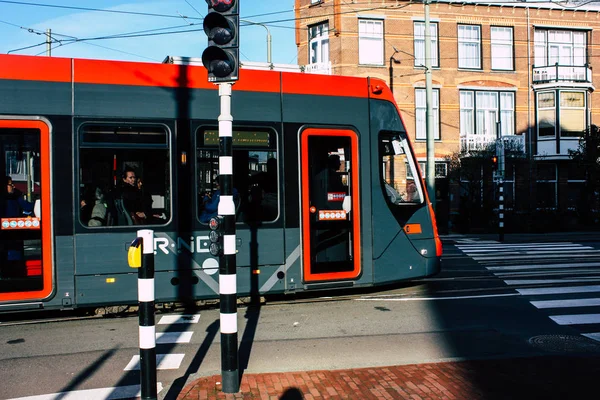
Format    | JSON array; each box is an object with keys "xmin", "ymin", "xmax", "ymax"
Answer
[{"xmin": 119, "ymin": 167, "xmax": 147, "ymax": 224}]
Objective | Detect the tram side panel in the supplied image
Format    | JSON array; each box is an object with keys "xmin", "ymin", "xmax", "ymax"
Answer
[
  {"xmin": 280, "ymin": 73, "xmax": 374, "ymax": 290},
  {"xmin": 0, "ymin": 55, "xmax": 76, "ymax": 310}
]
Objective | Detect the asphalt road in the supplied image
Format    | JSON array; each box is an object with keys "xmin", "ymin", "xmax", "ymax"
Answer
[{"xmin": 2, "ymin": 237, "xmax": 600, "ymax": 399}]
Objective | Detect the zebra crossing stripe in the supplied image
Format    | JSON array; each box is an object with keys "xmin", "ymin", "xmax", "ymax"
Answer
[
  {"xmin": 456, "ymin": 242, "xmax": 577, "ymax": 249},
  {"xmin": 517, "ymin": 285, "xmax": 600, "ymax": 296},
  {"xmin": 157, "ymin": 314, "xmax": 200, "ymax": 325},
  {"xmin": 6, "ymin": 383, "xmax": 163, "ymax": 400},
  {"xmin": 155, "ymin": 331, "xmax": 194, "ymax": 344},
  {"xmin": 583, "ymin": 332, "xmax": 600, "ymax": 342},
  {"xmin": 474, "ymin": 252, "xmax": 600, "ymax": 261},
  {"xmin": 487, "ymin": 263, "xmax": 600, "ymax": 271},
  {"xmin": 549, "ymin": 314, "xmax": 600, "ymax": 325},
  {"xmin": 531, "ymin": 298, "xmax": 600, "ymax": 309},
  {"xmin": 504, "ymin": 278, "xmax": 600, "ymax": 285},
  {"xmin": 457, "ymin": 244, "xmax": 588, "ymax": 252},
  {"xmin": 124, "ymin": 354, "xmax": 185, "ymax": 371}
]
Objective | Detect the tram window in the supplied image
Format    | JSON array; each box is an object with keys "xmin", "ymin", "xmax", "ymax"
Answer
[
  {"xmin": 78, "ymin": 124, "xmax": 171, "ymax": 227},
  {"xmin": 1, "ymin": 128, "xmax": 43, "ymax": 292},
  {"xmin": 196, "ymin": 128, "xmax": 278, "ymax": 223},
  {"xmin": 380, "ymin": 133, "xmax": 424, "ymax": 205}
]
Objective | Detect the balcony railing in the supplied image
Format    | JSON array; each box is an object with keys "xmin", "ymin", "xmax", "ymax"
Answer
[
  {"xmin": 532, "ymin": 64, "xmax": 592, "ymax": 84},
  {"xmin": 460, "ymin": 134, "xmax": 525, "ymax": 153},
  {"xmin": 304, "ymin": 61, "xmax": 332, "ymax": 75}
]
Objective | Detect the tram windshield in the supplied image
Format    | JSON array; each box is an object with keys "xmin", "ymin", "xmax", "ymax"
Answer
[{"xmin": 380, "ymin": 132, "xmax": 425, "ymax": 205}]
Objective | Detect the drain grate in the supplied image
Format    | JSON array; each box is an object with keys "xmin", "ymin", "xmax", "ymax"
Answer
[{"xmin": 528, "ymin": 334, "xmax": 600, "ymax": 353}]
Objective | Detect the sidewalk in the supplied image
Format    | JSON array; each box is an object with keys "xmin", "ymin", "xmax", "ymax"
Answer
[{"xmin": 177, "ymin": 355, "xmax": 600, "ymax": 399}]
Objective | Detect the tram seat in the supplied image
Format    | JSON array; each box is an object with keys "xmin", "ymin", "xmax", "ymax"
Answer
[{"xmin": 114, "ymin": 198, "xmax": 133, "ymax": 226}]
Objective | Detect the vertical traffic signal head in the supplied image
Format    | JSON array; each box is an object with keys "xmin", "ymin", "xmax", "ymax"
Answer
[
  {"xmin": 202, "ymin": 0, "xmax": 239, "ymax": 83},
  {"xmin": 208, "ymin": 216, "xmax": 224, "ymax": 256},
  {"xmin": 492, "ymin": 155, "xmax": 498, "ymax": 170}
]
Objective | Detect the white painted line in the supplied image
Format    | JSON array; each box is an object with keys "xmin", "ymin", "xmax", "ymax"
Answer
[
  {"xmin": 504, "ymin": 278, "xmax": 600, "ymax": 285},
  {"xmin": 474, "ymin": 251, "xmax": 600, "ymax": 261},
  {"xmin": 459, "ymin": 245, "xmax": 590, "ymax": 253},
  {"xmin": 456, "ymin": 242, "xmax": 576, "ymax": 249},
  {"xmin": 356, "ymin": 293, "xmax": 520, "ymax": 301},
  {"xmin": 124, "ymin": 354, "xmax": 185, "ymax": 370},
  {"xmin": 7, "ymin": 383, "xmax": 163, "ymax": 400},
  {"xmin": 549, "ymin": 314, "xmax": 600, "ymax": 325},
  {"xmin": 156, "ymin": 331, "xmax": 193, "ymax": 344},
  {"xmin": 531, "ymin": 298, "xmax": 600, "ymax": 309},
  {"xmin": 583, "ymin": 332, "xmax": 600, "ymax": 342},
  {"xmin": 495, "ymin": 269, "xmax": 600, "ymax": 277},
  {"xmin": 487, "ymin": 263, "xmax": 600, "ymax": 271},
  {"xmin": 517, "ymin": 285, "xmax": 600, "ymax": 296},
  {"xmin": 157, "ymin": 314, "xmax": 200, "ymax": 325}
]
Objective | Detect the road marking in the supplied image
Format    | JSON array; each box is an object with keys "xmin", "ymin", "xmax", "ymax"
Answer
[
  {"xmin": 156, "ymin": 331, "xmax": 193, "ymax": 344},
  {"xmin": 157, "ymin": 314, "xmax": 200, "ymax": 325},
  {"xmin": 583, "ymin": 332, "xmax": 600, "ymax": 342},
  {"xmin": 456, "ymin": 242, "xmax": 576, "ymax": 249},
  {"xmin": 486, "ymin": 263, "xmax": 600, "ymax": 271},
  {"xmin": 474, "ymin": 251, "xmax": 600, "ymax": 261},
  {"xmin": 516, "ymin": 285, "xmax": 600, "ymax": 296},
  {"xmin": 457, "ymin": 245, "xmax": 589, "ymax": 252},
  {"xmin": 550, "ymin": 314, "xmax": 600, "ymax": 325},
  {"xmin": 7, "ymin": 383, "xmax": 163, "ymax": 400},
  {"xmin": 356, "ymin": 293, "xmax": 520, "ymax": 301},
  {"xmin": 504, "ymin": 278, "xmax": 600, "ymax": 285},
  {"xmin": 531, "ymin": 298, "xmax": 600, "ymax": 309},
  {"xmin": 124, "ymin": 354, "xmax": 185, "ymax": 370}
]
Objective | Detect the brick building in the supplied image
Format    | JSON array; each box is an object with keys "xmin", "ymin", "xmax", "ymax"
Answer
[{"xmin": 294, "ymin": 0, "xmax": 600, "ymax": 232}]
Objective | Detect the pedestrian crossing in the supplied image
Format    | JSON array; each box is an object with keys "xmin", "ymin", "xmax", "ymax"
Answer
[
  {"xmin": 457, "ymin": 240, "xmax": 600, "ymax": 345},
  {"xmin": 8, "ymin": 313, "xmax": 200, "ymax": 400}
]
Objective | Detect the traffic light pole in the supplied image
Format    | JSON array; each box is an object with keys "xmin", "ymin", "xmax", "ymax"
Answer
[
  {"xmin": 217, "ymin": 82, "xmax": 239, "ymax": 394},
  {"xmin": 496, "ymin": 122, "xmax": 505, "ymax": 242}
]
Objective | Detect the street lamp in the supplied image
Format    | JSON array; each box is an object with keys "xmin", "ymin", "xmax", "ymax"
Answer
[{"xmin": 240, "ymin": 19, "xmax": 272, "ymax": 64}]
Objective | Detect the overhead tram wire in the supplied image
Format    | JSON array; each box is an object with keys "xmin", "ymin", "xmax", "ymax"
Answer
[{"xmin": 0, "ymin": 0, "xmax": 200, "ymax": 20}]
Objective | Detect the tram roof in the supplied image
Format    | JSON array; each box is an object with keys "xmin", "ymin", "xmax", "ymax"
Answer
[{"xmin": 0, "ymin": 53, "xmax": 395, "ymax": 104}]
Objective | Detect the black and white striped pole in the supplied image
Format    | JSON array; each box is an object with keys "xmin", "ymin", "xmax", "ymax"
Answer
[
  {"xmin": 498, "ymin": 184, "xmax": 505, "ymax": 242},
  {"xmin": 217, "ymin": 82, "xmax": 239, "ymax": 393},
  {"xmin": 128, "ymin": 229, "xmax": 157, "ymax": 400}
]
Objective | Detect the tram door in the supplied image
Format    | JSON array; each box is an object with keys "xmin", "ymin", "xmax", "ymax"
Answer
[
  {"xmin": 301, "ymin": 128, "xmax": 361, "ymax": 282},
  {"xmin": 0, "ymin": 120, "xmax": 53, "ymax": 303}
]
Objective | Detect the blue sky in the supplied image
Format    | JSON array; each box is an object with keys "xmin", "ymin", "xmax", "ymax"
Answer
[{"xmin": 0, "ymin": 0, "xmax": 297, "ymax": 64}]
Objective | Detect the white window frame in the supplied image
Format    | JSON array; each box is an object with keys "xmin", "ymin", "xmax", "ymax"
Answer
[
  {"xmin": 537, "ymin": 91, "xmax": 556, "ymax": 138},
  {"xmin": 415, "ymin": 88, "xmax": 440, "ymax": 140},
  {"xmin": 414, "ymin": 21, "xmax": 439, "ymax": 68},
  {"xmin": 458, "ymin": 25, "xmax": 481, "ymax": 69},
  {"xmin": 309, "ymin": 22, "xmax": 329, "ymax": 65},
  {"xmin": 358, "ymin": 19, "xmax": 384, "ymax": 66},
  {"xmin": 534, "ymin": 29, "xmax": 586, "ymax": 67},
  {"xmin": 460, "ymin": 90, "xmax": 515, "ymax": 149},
  {"xmin": 491, "ymin": 26, "xmax": 513, "ymax": 71}
]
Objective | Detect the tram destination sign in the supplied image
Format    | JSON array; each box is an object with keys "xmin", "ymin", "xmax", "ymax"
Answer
[{"xmin": 204, "ymin": 130, "xmax": 270, "ymax": 147}]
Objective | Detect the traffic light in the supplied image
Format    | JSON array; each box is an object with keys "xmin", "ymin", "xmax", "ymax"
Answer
[
  {"xmin": 202, "ymin": 0, "xmax": 239, "ymax": 83},
  {"xmin": 208, "ymin": 216, "xmax": 224, "ymax": 256},
  {"xmin": 492, "ymin": 155, "xmax": 498, "ymax": 171}
]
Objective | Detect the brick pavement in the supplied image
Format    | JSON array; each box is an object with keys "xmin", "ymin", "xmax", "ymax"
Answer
[{"xmin": 176, "ymin": 355, "xmax": 600, "ymax": 399}]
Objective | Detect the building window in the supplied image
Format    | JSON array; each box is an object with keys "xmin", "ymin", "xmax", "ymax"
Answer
[
  {"xmin": 536, "ymin": 163, "xmax": 557, "ymax": 209},
  {"xmin": 414, "ymin": 22, "xmax": 439, "ymax": 68},
  {"xmin": 537, "ymin": 91, "xmax": 556, "ymax": 137},
  {"xmin": 460, "ymin": 90, "xmax": 515, "ymax": 151},
  {"xmin": 358, "ymin": 19, "xmax": 383, "ymax": 65},
  {"xmin": 534, "ymin": 29, "xmax": 586, "ymax": 67},
  {"xmin": 415, "ymin": 88, "xmax": 440, "ymax": 140},
  {"xmin": 309, "ymin": 22, "xmax": 329, "ymax": 65},
  {"xmin": 560, "ymin": 91, "xmax": 586, "ymax": 137},
  {"xmin": 458, "ymin": 25, "xmax": 481, "ymax": 69},
  {"xmin": 491, "ymin": 26, "xmax": 513, "ymax": 70},
  {"xmin": 409, "ymin": 162, "xmax": 447, "ymax": 179}
]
